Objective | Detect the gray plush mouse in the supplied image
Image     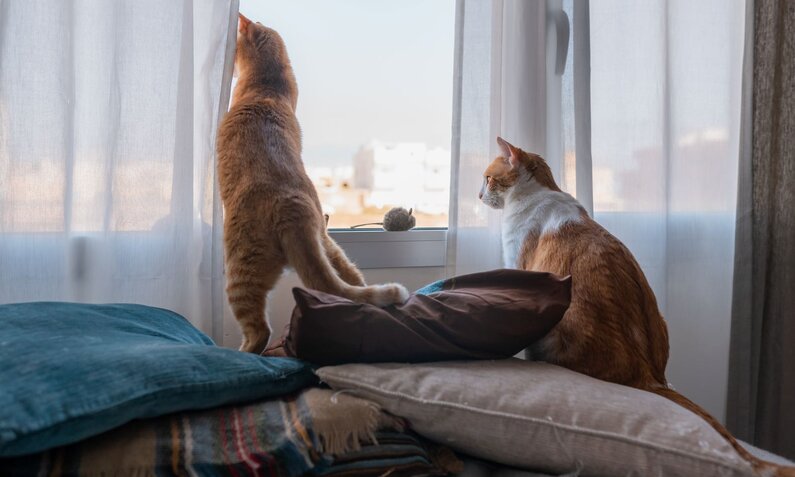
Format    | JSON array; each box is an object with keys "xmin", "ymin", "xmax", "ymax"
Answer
[{"xmin": 349, "ymin": 207, "xmax": 416, "ymax": 231}]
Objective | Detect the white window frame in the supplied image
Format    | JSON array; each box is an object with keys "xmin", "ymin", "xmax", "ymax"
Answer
[
  {"xmin": 233, "ymin": 2, "xmax": 456, "ymax": 272},
  {"xmin": 295, "ymin": 1, "xmax": 456, "ymax": 272},
  {"xmin": 329, "ymin": 228, "xmax": 447, "ymax": 269}
]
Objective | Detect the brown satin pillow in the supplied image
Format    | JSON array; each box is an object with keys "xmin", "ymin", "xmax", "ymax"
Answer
[{"xmin": 276, "ymin": 269, "xmax": 571, "ymax": 365}]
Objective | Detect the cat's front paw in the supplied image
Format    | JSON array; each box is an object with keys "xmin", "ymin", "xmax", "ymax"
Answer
[
  {"xmin": 371, "ymin": 283, "xmax": 409, "ymax": 307},
  {"xmin": 391, "ymin": 283, "xmax": 410, "ymax": 304}
]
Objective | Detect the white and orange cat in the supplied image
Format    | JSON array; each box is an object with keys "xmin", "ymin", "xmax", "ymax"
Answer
[
  {"xmin": 215, "ymin": 15, "xmax": 408, "ymax": 354},
  {"xmin": 481, "ymin": 137, "xmax": 793, "ymax": 477}
]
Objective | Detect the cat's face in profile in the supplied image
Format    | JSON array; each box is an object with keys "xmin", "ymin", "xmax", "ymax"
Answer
[
  {"xmin": 480, "ymin": 137, "xmax": 555, "ymax": 209},
  {"xmin": 479, "ymin": 152, "xmax": 518, "ymax": 209},
  {"xmin": 235, "ymin": 14, "xmax": 297, "ymax": 107}
]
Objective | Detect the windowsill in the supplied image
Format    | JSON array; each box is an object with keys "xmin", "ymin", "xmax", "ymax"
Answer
[{"xmin": 328, "ymin": 228, "xmax": 447, "ymax": 269}]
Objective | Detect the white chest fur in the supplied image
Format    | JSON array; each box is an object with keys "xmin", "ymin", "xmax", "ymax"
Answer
[{"xmin": 501, "ymin": 180, "xmax": 583, "ymax": 269}]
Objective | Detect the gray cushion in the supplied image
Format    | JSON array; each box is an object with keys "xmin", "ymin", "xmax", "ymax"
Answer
[{"xmin": 317, "ymin": 359, "xmax": 754, "ymax": 477}]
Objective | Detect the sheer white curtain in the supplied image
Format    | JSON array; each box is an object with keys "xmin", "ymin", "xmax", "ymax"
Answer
[
  {"xmin": 0, "ymin": 0, "xmax": 238, "ymax": 338},
  {"xmin": 448, "ymin": 0, "xmax": 577, "ymax": 276},
  {"xmin": 449, "ymin": 0, "xmax": 744, "ymax": 419}
]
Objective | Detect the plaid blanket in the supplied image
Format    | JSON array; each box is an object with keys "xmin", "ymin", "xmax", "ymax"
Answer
[
  {"xmin": 1, "ymin": 388, "xmax": 455, "ymax": 477},
  {"xmin": 2, "ymin": 393, "xmax": 325, "ymax": 477}
]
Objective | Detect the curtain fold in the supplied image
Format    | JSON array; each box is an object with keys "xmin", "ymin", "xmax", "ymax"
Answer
[
  {"xmin": 727, "ymin": 0, "xmax": 795, "ymax": 459},
  {"xmin": 449, "ymin": 0, "xmax": 745, "ymax": 420},
  {"xmin": 589, "ymin": 0, "xmax": 745, "ymax": 420},
  {"xmin": 448, "ymin": 0, "xmax": 578, "ymax": 276},
  {"xmin": 0, "ymin": 0, "xmax": 238, "ymax": 338},
  {"xmin": 446, "ymin": 0, "xmax": 504, "ymax": 277}
]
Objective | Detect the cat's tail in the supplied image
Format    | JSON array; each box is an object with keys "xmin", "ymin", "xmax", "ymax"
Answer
[
  {"xmin": 649, "ymin": 385, "xmax": 795, "ymax": 477},
  {"xmin": 282, "ymin": 229, "xmax": 409, "ymax": 307}
]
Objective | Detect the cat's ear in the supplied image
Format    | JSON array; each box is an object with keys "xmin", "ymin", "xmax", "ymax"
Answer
[
  {"xmin": 239, "ymin": 13, "xmax": 253, "ymax": 34},
  {"xmin": 496, "ymin": 137, "xmax": 520, "ymax": 168}
]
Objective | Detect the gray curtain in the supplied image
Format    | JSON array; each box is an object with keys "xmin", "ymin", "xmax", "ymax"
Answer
[{"xmin": 727, "ymin": 0, "xmax": 795, "ymax": 460}]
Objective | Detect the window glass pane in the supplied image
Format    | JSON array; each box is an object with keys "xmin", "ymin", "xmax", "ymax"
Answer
[{"xmin": 237, "ymin": 0, "xmax": 455, "ymax": 228}]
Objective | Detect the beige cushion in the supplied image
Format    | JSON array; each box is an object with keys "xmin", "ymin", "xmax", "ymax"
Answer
[{"xmin": 316, "ymin": 359, "xmax": 754, "ymax": 477}]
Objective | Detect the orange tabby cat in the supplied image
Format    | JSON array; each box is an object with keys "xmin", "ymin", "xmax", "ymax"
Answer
[
  {"xmin": 480, "ymin": 137, "xmax": 793, "ymax": 476},
  {"xmin": 215, "ymin": 14, "xmax": 408, "ymax": 353}
]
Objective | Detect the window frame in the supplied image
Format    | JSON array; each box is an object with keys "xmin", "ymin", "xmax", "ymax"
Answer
[{"xmin": 328, "ymin": 228, "xmax": 447, "ymax": 269}]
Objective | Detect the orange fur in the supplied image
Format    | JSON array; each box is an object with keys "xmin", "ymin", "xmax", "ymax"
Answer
[
  {"xmin": 481, "ymin": 137, "xmax": 794, "ymax": 477},
  {"xmin": 215, "ymin": 18, "xmax": 408, "ymax": 353}
]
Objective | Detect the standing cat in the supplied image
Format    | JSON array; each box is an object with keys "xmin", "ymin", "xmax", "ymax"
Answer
[
  {"xmin": 480, "ymin": 136, "xmax": 793, "ymax": 476},
  {"xmin": 216, "ymin": 14, "xmax": 408, "ymax": 354}
]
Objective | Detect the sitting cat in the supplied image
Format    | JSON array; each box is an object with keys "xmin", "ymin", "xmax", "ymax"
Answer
[
  {"xmin": 215, "ymin": 14, "xmax": 408, "ymax": 354},
  {"xmin": 480, "ymin": 136, "xmax": 793, "ymax": 476}
]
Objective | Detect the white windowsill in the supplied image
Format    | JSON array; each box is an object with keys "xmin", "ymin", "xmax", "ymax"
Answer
[{"xmin": 328, "ymin": 228, "xmax": 447, "ymax": 269}]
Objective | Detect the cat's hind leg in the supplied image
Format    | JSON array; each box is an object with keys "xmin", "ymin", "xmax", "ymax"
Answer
[
  {"xmin": 281, "ymin": 224, "xmax": 408, "ymax": 306},
  {"xmin": 225, "ymin": 249, "xmax": 284, "ymax": 354},
  {"xmin": 323, "ymin": 234, "xmax": 366, "ymax": 286}
]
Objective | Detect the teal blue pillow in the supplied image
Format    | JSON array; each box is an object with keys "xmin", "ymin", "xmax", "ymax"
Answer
[
  {"xmin": 0, "ymin": 302, "xmax": 316, "ymax": 457},
  {"xmin": 414, "ymin": 279, "xmax": 446, "ymax": 295}
]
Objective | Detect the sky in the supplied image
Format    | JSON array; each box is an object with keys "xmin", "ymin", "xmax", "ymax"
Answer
[{"xmin": 238, "ymin": 0, "xmax": 456, "ymax": 167}]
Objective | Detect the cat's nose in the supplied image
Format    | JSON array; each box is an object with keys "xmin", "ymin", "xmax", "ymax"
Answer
[{"xmin": 478, "ymin": 191, "xmax": 483, "ymax": 199}]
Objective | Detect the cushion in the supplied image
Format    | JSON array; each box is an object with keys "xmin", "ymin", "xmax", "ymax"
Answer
[
  {"xmin": 0, "ymin": 302, "xmax": 316, "ymax": 457},
  {"xmin": 277, "ymin": 269, "xmax": 571, "ymax": 365},
  {"xmin": 316, "ymin": 359, "xmax": 755, "ymax": 477}
]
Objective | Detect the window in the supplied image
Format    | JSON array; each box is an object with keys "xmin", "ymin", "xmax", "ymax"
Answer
[{"xmin": 237, "ymin": 0, "xmax": 456, "ymax": 230}]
